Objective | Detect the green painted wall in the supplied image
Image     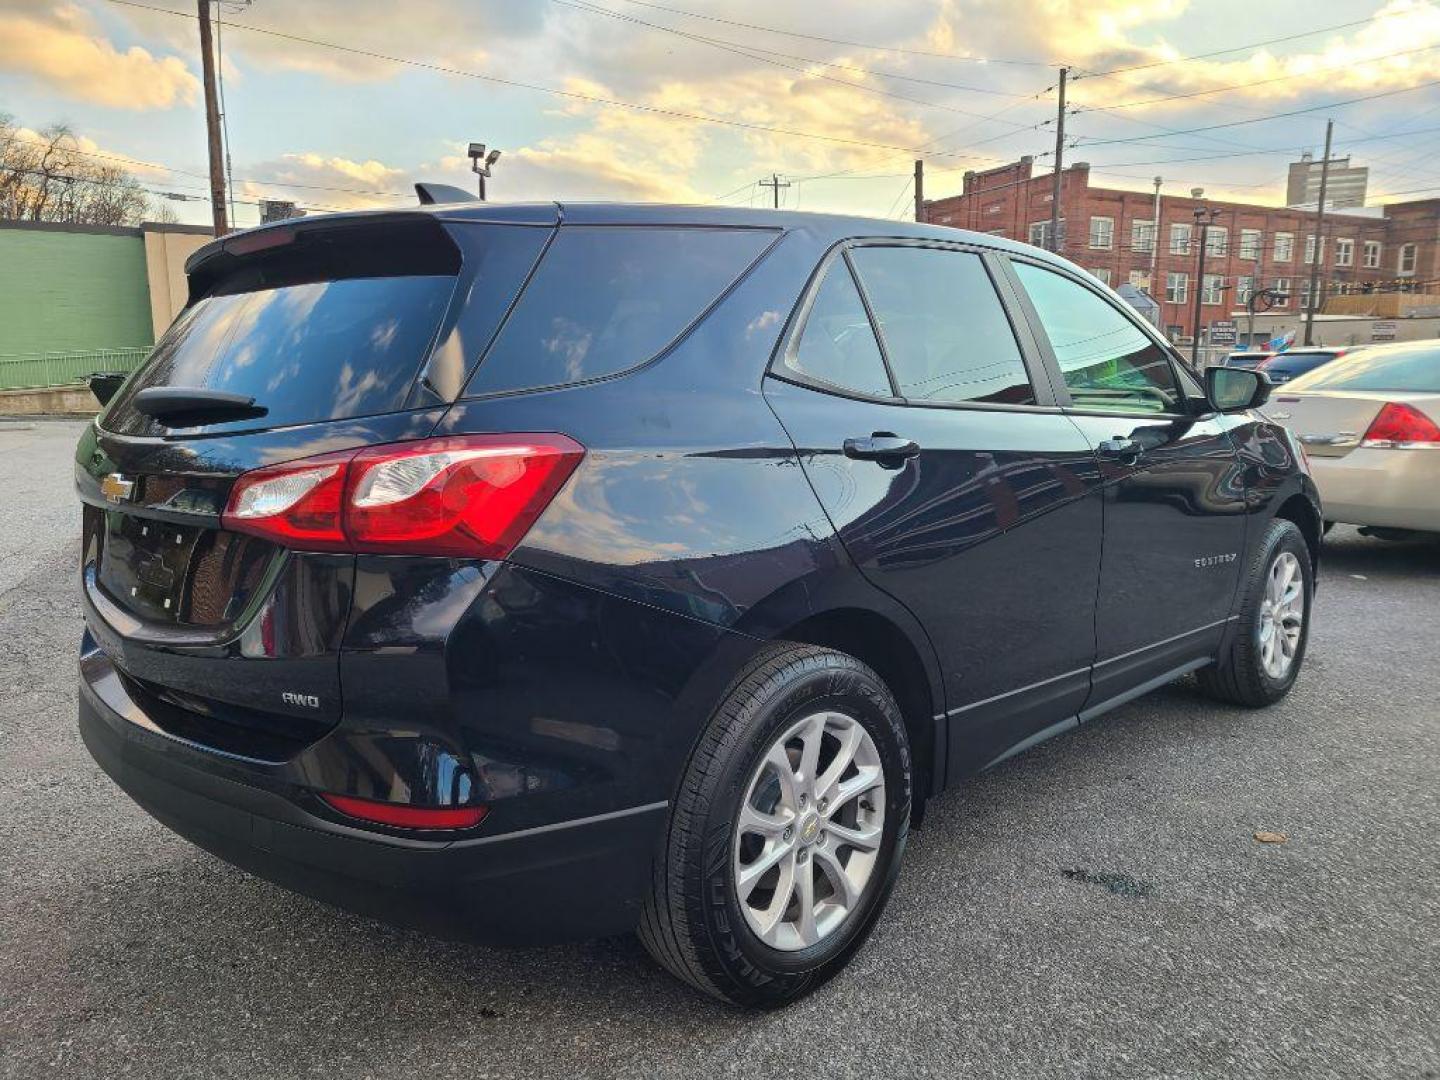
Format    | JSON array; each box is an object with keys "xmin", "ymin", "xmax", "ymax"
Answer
[{"xmin": 0, "ymin": 226, "xmax": 154, "ymax": 357}]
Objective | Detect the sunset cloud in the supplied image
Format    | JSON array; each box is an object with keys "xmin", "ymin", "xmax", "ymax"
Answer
[{"xmin": 0, "ymin": 6, "xmax": 198, "ymax": 109}]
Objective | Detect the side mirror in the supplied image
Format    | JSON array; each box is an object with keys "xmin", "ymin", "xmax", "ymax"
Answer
[
  {"xmin": 1205, "ymin": 365, "xmax": 1272, "ymax": 413},
  {"xmin": 87, "ymin": 371, "xmax": 128, "ymax": 407}
]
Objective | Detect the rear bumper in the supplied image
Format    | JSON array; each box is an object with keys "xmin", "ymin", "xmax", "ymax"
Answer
[
  {"xmin": 79, "ymin": 650, "xmax": 667, "ymax": 945},
  {"xmin": 1308, "ymin": 449, "xmax": 1440, "ymax": 532}
]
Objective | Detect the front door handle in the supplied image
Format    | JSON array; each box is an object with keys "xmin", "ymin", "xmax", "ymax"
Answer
[
  {"xmin": 1096, "ymin": 436, "xmax": 1142, "ymax": 462},
  {"xmin": 843, "ymin": 434, "xmax": 920, "ymax": 465}
]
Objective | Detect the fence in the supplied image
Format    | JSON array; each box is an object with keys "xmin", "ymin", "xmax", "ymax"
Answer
[{"xmin": 0, "ymin": 346, "xmax": 150, "ymax": 391}]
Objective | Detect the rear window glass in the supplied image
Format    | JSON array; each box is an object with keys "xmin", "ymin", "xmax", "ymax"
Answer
[
  {"xmin": 465, "ymin": 226, "xmax": 774, "ymax": 396},
  {"xmin": 102, "ymin": 217, "xmax": 477, "ymax": 435},
  {"xmin": 103, "ymin": 277, "xmax": 454, "ymax": 435},
  {"xmin": 1289, "ymin": 343, "xmax": 1440, "ymax": 392}
]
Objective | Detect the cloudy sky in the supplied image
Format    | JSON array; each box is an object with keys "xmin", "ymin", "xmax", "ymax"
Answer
[{"xmin": 4, "ymin": 0, "xmax": 1440, "ymax": 226}]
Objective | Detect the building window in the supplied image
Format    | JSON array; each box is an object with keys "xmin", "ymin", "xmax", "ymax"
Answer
[
  {"xmin": 1335, "ymin": 238, "xmax": 1354, "ymax": 267},
  {"xmin": 1399, "ymin": 243, "xmax": 1417, "ymax": 276},
  {"xmin": 1273, "ymin": 278, "xmax": 1290, "ymax": 306},
  {"xmin": 1236, "ymin": 275, "xmax": 1254, "ymax": 304},
  {"xmin": 1363, "ymin": 241, "xmax": 1382, "ymax": 269},
  {"xmin": 1166, "ymin": 271, "xmax": 1188, "ymax": 304},
  {"xmin": 1205, "ymin": 226, "xmax": 1228, "ymax": 257},
  {"xmin": 1129, "ymin": 269, "xmax": 1151, "ymax": 292},
  {"xmin": 1274, "ymin": 232, "xmax": 1294, "ymax": 262},
  {"xmin": 1130, "ymin": 219, "xmax": 1155, "ymax": 254},
  {"xmin": 1332, "ymin": 278, "xmax": 1348, "ymax": 297},
  {"xmin": 1304, "ymin": 234, "xmax": 1324, "ymax": 265},
  {"xmin": 1202, "ymin": 274, "xmax": 1224, "ymax": 305},
  {"xmin": 1170, "ymin": 223, "xmax": 1192, "ymax": 255},
  {"xmin": 1090, "ymin": 267, "xmax": 1111, "ymax": 285},
  {"xmin": 1239, "ymin": 228, "xmax": 1263, "ymax": 260},
  {"xmin": 1299, "ymin": 278, "xmax": 1315, "ymax": 309},
  {"xmin": 1088, "ymin": 216, "xmax": 1114, "ymax": 250}
]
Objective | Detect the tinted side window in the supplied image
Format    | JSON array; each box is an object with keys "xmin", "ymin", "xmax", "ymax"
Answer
[
  {"xmin": 1014, "ymin": 261, "xmax": 1181, "ymax": 414},
  {"xmin": 467, "ymin": 226, "xmax": 774, "ymax": 395},
  {"xmin": 783, "ymin": 259, "xmax": 892, "ymax": 397},
  {"xmin": 850, "ymin": 246, "xmax": 1033, "ymax": 405}
]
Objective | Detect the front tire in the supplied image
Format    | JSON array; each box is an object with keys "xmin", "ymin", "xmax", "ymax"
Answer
[
  {"xmin": 1198, "ymin": 518, "xmax": 1312, "ymax": 707},
  {"xmin": 638, "ymin": 643, "xmax": 911, "ymax": 1009}
]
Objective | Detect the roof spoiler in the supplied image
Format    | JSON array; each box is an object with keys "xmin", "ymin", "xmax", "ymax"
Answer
[{"xmin": 415, "ymin": 182, "xmax": 477, "ymax": 205}]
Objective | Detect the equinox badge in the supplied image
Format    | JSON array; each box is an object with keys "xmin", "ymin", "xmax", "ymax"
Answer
[{"xmin": 100, "ymin": 473, "xmax": 135, "ymax": 504}]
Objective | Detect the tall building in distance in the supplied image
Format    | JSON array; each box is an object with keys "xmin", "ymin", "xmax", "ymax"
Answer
[{"xmin": 1286, "ymin": 152, "xmax": 1368, "ymax": 210}]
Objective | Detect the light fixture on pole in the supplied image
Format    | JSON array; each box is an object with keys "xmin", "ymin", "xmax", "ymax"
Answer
[{"xmin": 468, "ymin": 142, "xmax": 501, "ymax": 201}]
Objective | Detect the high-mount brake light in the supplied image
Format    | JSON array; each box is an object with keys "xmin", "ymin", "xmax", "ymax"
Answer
[
  {"xmin": 221, "ymin": 434, "xmax": 584, "ymax": 557},
  {"xmin": 1360, "ymin": 402, "xmax": 1440, "ymax": 449}
]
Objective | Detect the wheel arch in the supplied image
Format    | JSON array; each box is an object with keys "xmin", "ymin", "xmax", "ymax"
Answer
[
  {"xmin": 775, "ymin": 607, "xmax": 943, "ymax": 818},
  {"xmin": 1273, "ymin": 487, "xmax": 1323, "ymax": 580}
]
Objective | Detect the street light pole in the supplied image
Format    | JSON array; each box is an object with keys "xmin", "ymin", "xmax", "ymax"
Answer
[{"xmin": 468, "ymin": 142, "xmax": 501, "ymax": 201}]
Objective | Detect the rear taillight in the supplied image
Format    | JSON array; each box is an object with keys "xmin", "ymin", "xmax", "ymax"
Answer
[
  {"xmin": 222, "ymin": 434, "xmax": 584, "ymax": 556},
  {"xmin": 1360, "ymin": 403, "xmax": 1440, "ymax": 449}
]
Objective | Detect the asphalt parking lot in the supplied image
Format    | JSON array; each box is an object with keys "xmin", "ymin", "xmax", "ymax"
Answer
[{"xmin": 2, "ymin": 418, "xmax": 1437, "ymax": 1080}]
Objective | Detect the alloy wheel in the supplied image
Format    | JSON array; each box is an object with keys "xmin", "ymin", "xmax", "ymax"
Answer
[
  {"xmin": 732, "ymin": 710, "xmax": 886, "ymax": 952},
  {"xmin": 1258, "ymin": 550, "xmax": 1305, "ymax": 679}
]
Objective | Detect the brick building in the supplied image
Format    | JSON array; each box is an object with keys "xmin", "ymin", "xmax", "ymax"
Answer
[{"xmin": 924, "ymin": 157, "xmax": 1440, "ymax": 346}]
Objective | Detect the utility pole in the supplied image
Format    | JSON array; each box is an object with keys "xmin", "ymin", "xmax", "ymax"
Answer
[
  {"xmin": 913, "ymin": 159, "xmax": 925, "ymax": 222},
  {"xmin": 197, "ymin": 0, "xmax": 228, "ymax": 235},
  {"xmin": 1191, "ymin": 203, "xmax": 1219, "ymax": 366},
  {"xmin": 1149, "ymin": 175, "xmax": 1162, "ymax": 322},
  {"xmin": 758, "ymin": 172, "xmax": 791, "ymax": 209},
  {"xmin": 1303, "ymin": 118, "xmax": 1334, "ymax": 346},
  {"xmin": 1048, "ymin": 67, "xmax": 1068, "ymax": 254}
]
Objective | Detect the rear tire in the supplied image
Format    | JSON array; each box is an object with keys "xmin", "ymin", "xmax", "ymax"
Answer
[
  {"xmin": 1198, "ymin": 518, "xmax": 1312, "ymax": 707},
  {"xmin": 638, "ymin": 643, "xmax": 911, "ymax": 1009}
]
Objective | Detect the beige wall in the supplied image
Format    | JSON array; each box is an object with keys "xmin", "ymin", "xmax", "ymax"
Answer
[{"xmin": 142, "ymin": 225, "xmax": 212, "ymax": 339}]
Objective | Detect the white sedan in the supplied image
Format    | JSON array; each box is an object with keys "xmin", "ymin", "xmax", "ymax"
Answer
[{"xmin": 1265, "ymin": 340, "xmax": 1440, "ymax": 537}]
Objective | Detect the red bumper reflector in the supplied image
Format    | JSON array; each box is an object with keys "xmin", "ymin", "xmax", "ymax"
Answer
[{"xmin": 320, "ymin": 793, "xmax": 488, "ymax": 830}]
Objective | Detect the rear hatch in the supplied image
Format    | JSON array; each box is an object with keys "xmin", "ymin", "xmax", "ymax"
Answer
[{"xmin": 76, "ymin": 211, "xmax": 544, "ymax": 758}]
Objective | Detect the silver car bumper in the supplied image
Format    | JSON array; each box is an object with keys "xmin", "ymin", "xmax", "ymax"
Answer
[{"xmin": 1308, "ymin": 448, "xmax": 1440, "ymax": 532}]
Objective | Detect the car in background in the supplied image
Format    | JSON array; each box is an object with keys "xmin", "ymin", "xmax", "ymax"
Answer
[
  {"xmin": 1222, "ymin": 351, "xmax": 1272, "ymax": 369},
  {"xmin": 1268, "ymin": 339, "xmax": 1440, "ymax": 538},
  {"xmin": 1258, "ymin": 347, "xmax": 1355, "ymax": 385}
]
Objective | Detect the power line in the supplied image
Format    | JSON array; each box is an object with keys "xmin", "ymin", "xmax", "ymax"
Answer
[
  {"xmin": 1073, "ymin": 42, "xmax": 1440, "ymax": 115},
  {"xmin": 608, "ymin": 0, "xmax": 1057, "ymax": 65},
  {"xmin": 1075, "ymin": 12, "xmax": 1404, "ymax": 80},
  {"xmin": 550, "ymin": 0, "xmax": 1047, "ymax": 124},
  {"xmin": 104, "ymin": 0, "xmax": 1022, "ymax": 158},
  {"xmin": 550, "ymin": 0, "xmax": 1037, "ymax": 99},
  {"xmin": 1073, "ymin": 77, "xmax": 1440, "ymax": 148},
  {"xmin": 5, "ymin": 132, "xmax": 413, "ymax": 198}
]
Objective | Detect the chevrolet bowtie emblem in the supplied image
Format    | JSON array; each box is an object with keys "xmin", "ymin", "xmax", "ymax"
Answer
[{"xmin": 100, "ymin": 473, "xmax": 135, "ymax": 504}]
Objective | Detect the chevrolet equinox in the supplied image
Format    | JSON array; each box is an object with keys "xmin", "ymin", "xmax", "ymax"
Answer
[{"xmin": 76, "ymin": 195, "xmax": 1321, "ymax": 1008}]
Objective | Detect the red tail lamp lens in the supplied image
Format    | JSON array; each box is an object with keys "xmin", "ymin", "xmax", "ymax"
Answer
[
  {"xmin": 320, "ymin": 793, "xmax": 488, "ymax": 830},
  {"xmin": 1361, "ymin": 402, "xmax": 1440, "ymax": 448},
  {"xmin": 222, "ymin": 434, "xmax": 584, "ymax": 557}
]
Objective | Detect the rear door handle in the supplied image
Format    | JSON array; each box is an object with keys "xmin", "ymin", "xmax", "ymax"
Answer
[
  {"xmin": 1096, "ymin": 436, "xmax": 1142, "ymax": 462},
  {"xmin": 843, "ymin": 434, "xmax": 920, "ymax": 464}
]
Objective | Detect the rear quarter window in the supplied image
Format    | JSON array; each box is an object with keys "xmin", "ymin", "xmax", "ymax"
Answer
[{"xmin": 464, "ymin": 226, "xmax": 775, "ymax": 396}]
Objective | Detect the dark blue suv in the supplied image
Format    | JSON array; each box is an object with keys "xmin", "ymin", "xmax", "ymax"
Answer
[{"xmin": 76, "ymin": 198, "xmax": 1321, "ymax": 1008}]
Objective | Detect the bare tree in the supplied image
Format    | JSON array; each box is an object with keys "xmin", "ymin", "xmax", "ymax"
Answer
[{"xmin": 0, "ymin": 114, "xmax": 150, "ymax": 226}]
